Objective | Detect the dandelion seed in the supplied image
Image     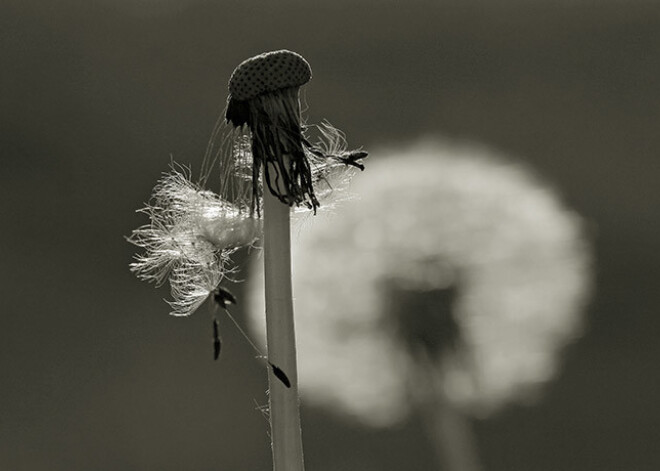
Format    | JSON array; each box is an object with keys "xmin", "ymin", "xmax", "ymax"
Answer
[
  {"xmin": 210, "ymin": 286, "xmax": 290, "ymax": 390},
  {"xmin": 269, "ymin": 363, "xmax": 292, "ymax": 389},
  {"xmin": 213, "ymin": 285, "xmax": 237, "ymax": 310},
  {"xmin": 213, "ymin": 318, "xmax": 222, "ymax": 360},
  {"xmin": 211, "ymin": 289, "xmax": 261, "ymax": 357}
]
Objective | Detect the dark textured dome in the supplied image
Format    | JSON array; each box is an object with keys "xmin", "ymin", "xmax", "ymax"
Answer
[{"xmin": 228, "ymin": 50, "xmax": 312, "ymax": 101}]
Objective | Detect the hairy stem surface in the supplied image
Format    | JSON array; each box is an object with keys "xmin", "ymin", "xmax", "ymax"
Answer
[{"xmin": 263, "ymin": 188, "xmax": 305, "ymax": 471}]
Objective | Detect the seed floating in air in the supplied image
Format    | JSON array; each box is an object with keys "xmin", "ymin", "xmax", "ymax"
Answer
[{"xmin": 213, "ymin": 318, "xmax": 222, "ymax": 360}]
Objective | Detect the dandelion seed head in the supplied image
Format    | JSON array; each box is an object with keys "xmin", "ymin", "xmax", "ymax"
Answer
[{"xmin": 248, "ymin": 138, "xmax": 592, "ymax": 426}]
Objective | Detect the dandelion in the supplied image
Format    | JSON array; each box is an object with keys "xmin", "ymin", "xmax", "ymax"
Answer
[
  {"xmin": 247, "ymin": 139, "xmax": 591, "ymax": 470},
  {"xmin": 128, "ymin": 49, "xmax": 366, "ymax": 471},
  {"xmin": 128, "ymin": 51, "xmax": 364, "ymax": 319},
  {"xmin": 223, "ymin": 49, "xmax": 365, "ymax": 471}
]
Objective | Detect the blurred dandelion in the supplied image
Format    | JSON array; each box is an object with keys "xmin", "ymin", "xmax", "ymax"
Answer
[{"xmin": 247, "ymin": 139, "xmax": 592, "ymax": 470}]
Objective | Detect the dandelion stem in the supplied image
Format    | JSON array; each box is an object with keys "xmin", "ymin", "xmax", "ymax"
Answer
[
  {"xmin": 263, "ymin": 187, "xmax": 305, "ymax": 471},
  {"xmin": 428, "ymin": 391, "xmax": 482, "ymax": 471},
  {"xmin": 415, "ymin": 358, "xmax": 482, "ymax": 471}
]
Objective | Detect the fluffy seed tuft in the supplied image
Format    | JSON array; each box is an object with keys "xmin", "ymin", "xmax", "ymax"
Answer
[{"xmin": 128, "ymin": 166, "xmax": 260, "ymax": 316}]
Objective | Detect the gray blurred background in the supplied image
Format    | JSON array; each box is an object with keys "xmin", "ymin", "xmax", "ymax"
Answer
[{"xmin": 1, "ymin": 1, "xmax": 658, "ymax": 470}]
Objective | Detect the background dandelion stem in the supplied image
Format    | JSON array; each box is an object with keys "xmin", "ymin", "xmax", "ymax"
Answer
[
  {"xmin": 415, "ymin": 359, "xmax": 482, "ymax": 471},
  {"xmin": 263, "ymin": 187, "xmax": 305, "ymax": 471},
  {"xmin": 427, "ymin": 391, "xmax": 482, "ymax": 471}
]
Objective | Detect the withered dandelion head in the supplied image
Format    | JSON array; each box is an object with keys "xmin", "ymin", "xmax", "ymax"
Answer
[{"xmin": 225, "ymin": 50, "xmax": 365, "ymax": 215}]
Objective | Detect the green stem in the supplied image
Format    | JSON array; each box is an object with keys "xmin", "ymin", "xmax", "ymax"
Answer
[{"xmin": 263, "ymin": 188, "xmax": 305, "ymax": 471}]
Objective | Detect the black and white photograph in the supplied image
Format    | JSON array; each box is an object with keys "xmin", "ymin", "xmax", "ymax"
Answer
[{"xmin": 1, "ymin": 1, "xmax": 658, "ymax": 470}]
